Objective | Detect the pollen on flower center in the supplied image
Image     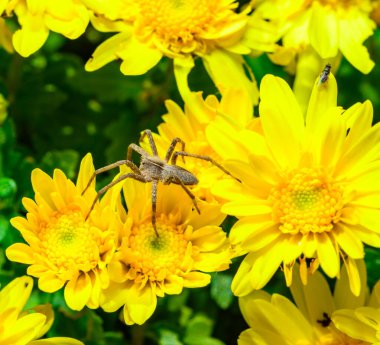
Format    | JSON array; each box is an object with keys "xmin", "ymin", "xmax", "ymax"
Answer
[
  {"xmin": 129, "ymin": 217, "xmax": 190, "ymax": 280},
  {"xmin": 39, "ymin": 209, "xmax": 99, "ymax": 274},
  {"xmin": 269, "ymin": 168, "xmax": 343, "ymax": 235},
  {"xmin": 135, "ymin": 0, "xmax": 238, "ymax": 54}
]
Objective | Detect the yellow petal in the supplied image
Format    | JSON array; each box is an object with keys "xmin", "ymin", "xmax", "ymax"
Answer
[
  {"xmin": 316, "ymin": 232, "xmax": 339, "ymax": 278},
  {"xmin": 64, "ymin": 273, "xmax": 92, "ymax": 310},
  {"xmin": 0, "ymin": 276, "xmax": 33, "ymax": 312},
  {"xmin": 201, "ymin": 49, "xmax": 259, "ymax": 105},
  {"xmin": 12, "ymin": 15, "xmax": 49, "ymax": 57},
  {"xmin": 38, "ymin": 273, "xmax": 65, "ymax": 293},
  {"xmin": 333, "ymin": 224, "xmax": 364, "ymax": 259},
  {"xmin": 123, "ymin": 285, "xmax": 157, "ymax": 325},
  {"xmin": 4, "ymin": 313, "xmax": 46, "ymax": 344},
  {"xmin": 219, "ymin": 88, "xmax": 253, "ymax": 127},
  {"xmin": 338, "ymin": 17, "xmax": 375, "ymax": 74},
  {"xmin": 182, "ymin": 272, "xmax": 211, "ymax": 288},
  {"xmin": 306, "ymin": 72, "xmax": 338, "ymax": 130},
  {"xmin": 309, "ymin": 3, "xmax": 338, "ymax": 58},
  {"xmin": 85, "ymin": 32, "xmax": 131, "ymax": 72},
  {"xmin": 342, "ymin": 257, "xmax": 362, "ymax": 297},
  {"xmin": 234, "ymin": 220, "xmax": 279, "ymax": 250},
  {"xmin": 334, "ymin": 259, "xmax": 366, "ymax": 309},
  {"xmin": 6, "ymin": 243, "xmax": 35, "ymax": 264},
  {"xmin": 76, "ymin": 153, "xmax": 95, "ymax": 193},
  {"xmin": 290, "ymin": 265, "xmax": 334, "ymax": 323},
  {"xmin": 232, "ymin": 241, "xmax": 284, "ymax": 296},
  {"xmin": 30, "ymin": 338, "xmax": 84, "ymax": 345},
  {"xmin": 332, "ymin": 309, "xmax": 376, "ymax": 343},
  {"xmin": 342, "ymin": 101, "xmax": 373, "ymax": 153},
  {"xmin": 119, "ymin": 36, "xmax": 163, "ymax": 75},
  {"xmin": 191, "ymin": 226, "xmax": 227, "ymax": 251},
  {"xmin": 259, "ymin": 75, "xmax": 304, "ymax": 169}
]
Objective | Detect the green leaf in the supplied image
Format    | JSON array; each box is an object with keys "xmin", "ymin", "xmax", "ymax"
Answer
[
  {"xmin": 41, "ymin": 150, "xmax": 80, "ymax": 179},
  {"xmin": 210, "ymin": 273, "xmax": 234, "ymax": 310},
  {"xmin": 159, "ymin": 329, "xmax": 183, "ymax": 345},
  {"xmin": 184, "ymin": 314, "xmax": 213, "ymax": 339}
]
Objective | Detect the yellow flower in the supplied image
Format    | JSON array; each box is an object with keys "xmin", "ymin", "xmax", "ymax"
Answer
[
  {"xmin": 149, "ymin": 90, "xmax": 253, "ymax": 224},
  {"xmin": 83, "ymin": 0, "xmax": 279, "ymax": 103},
  {"xmin": 0, "ymin": 276, "xmax": 84, "ymax": 344},
  {"xmin": 253, "ymin": 0, "xmax": 376, "ymax": 112},
  {"xmin": 256, "ymin": 0, "xmax": 376, "ymax": 74},
  {"xmin": 209, "ymin": 73, "xmax": 380, "ymax": 296},
  {"xmin": 1, "ymin": 0, "xmax": 89, "ymax": 57},
  {"xmin": 6, "ymin": 154, "xmax": 120, "ymax": 311},
  {"xmin": 238, "ymin": 261, "xmax": 372, "ymax": 345},
  {"xmin": 332, "ymin": 281, "xmax": 380, "ymax": 344},
  {"xmin": 99, "ymin": 175, "xmax": 232, "ymax": 325}
]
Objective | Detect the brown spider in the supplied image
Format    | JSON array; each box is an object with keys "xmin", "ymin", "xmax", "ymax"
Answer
[{"xmin": 82, "ymin": 129, "xmax": 240, "ymax": 236}]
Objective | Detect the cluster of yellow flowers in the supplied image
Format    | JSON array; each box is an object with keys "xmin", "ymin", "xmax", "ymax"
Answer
[{"xmin": 2, "ymin": 0, "xmax": 380, "ymax": 344}]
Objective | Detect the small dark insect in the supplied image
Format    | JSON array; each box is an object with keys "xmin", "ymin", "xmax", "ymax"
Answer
[
  {"xmin": 318, "ymin": 63, "xmax": 331, "ymax": 85},
  {"xmin": 82, "ymin": 129, "xmax": 240, "ymax": 237},
  {"xmin": 317, "ymin": 312, "xmax": 331, "ymax": 327}
]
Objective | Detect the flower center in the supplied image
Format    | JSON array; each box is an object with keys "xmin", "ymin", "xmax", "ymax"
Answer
[
  {"xmin": 270, "ymin": 168, "xmax": 343, "ymax": 235},
  {"xmin": 39, "ymin": 209, "xmax": 100, "ymax": 276},
  {"xmin": 134, "ymin": 0, "xmax": 239, "ymax": 54},
  {"xmin": 128, "ymin": 216, "xmax": 191, "ymax": 281}
]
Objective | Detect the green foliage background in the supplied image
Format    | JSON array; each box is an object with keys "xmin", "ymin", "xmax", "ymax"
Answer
[{"xmin": 1, "ymin": 12, "xmax": 380, "ymax": 345}]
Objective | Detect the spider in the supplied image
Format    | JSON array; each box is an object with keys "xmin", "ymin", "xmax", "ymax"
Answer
[{"xmin": 82, "ymin": 129, "xmax": 241, "ymax": 236}]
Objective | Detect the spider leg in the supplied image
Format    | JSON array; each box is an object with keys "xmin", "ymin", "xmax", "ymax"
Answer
[
  {"xmin": 85, "ymin": 172, "xmax": 146, "ymax": 220},
  {"xmin": 165, "ymin": 137, "xmax": 186, "ymax": 163},
  {"xmin": 139, "ymin": 129, "xmax": 158, "ymax": 156},
  {"xmin": 151, "ymin": 179, "xmax": 159, "ymax": 237},
  {"xmin": 177, "ymin": 179, "xmax": 201, "ymax": 214},
  {"xmin": 127, "ymin": 143, "xmax": 150, "ymax": 161},
  {"xmin": 81, "ymin": 160, "xmax": 141, "ymax": 196},
  {"xmin": 172, "ymin": 151, "xmax": 241, "ymax": 183}
]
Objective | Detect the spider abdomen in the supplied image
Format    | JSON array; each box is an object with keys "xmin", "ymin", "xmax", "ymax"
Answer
[{"xmin": 162, "ymin": 165, "xmax": 198, "ymax": 185}]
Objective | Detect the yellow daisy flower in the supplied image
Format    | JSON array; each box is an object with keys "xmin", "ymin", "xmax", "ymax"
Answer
[
  {"xmin": 209, "ymin": 73, "xmax": 380, "ymax": 296},
  {"xmin": 238, "ymin": 261, "xmax": 372, "ymax": 345},
  {"xmin": 83, "ymin": 0, "xmax": 279, "ymax": 103},
  {"xmin": 1, "ymin": 0, "xmax": 89, "ymax": 57},
  {"xmin": 255, "ymin": 0, "xmax": 376, "ymax": 73},
  {"xmin": 149, "ymin": 89, "xmax": 253, "ymax": 224},
  {"xmin": 6, "ymin": 154, "xmax": 120, "ymax": 311},
  {"xmin": 333, "ymin": 281, "xmax": 380, "ymax": 344},
  {"xmin": 0, "ymin": 275, "xmax": 83, "ymax": 344},
  {"xmin": 99, "ymin": 175, "xmax": 232, "ymax": 325},
  {"xmin": 253, "ymin": 0, "xmax": 376, "ymax": 111}
]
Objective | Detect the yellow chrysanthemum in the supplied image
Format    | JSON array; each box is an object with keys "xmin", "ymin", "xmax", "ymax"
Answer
[
  {"xmin": 6, "ymin": 154, "xmax": 120, "ymax": 311},
  {"xmin": 333, "ymin": 281, "xmax": 380, "ymax": 344},
  {"xmin": 253, "ymin": 0, "xmax": 376, "ymax": 111},
  {"xmin": 99, "ymin": 174, "xmax": 232, "ymax": 325},
  {"xmin": 83, "ymin": 0, "xmax": 279, "ymax": 103},
  {"xmin": 209, "ymin": 73, "xmax": 380, "ymax": 297},
  {"xmin": 1, "ymin": 0, "xmax": 89, "ymax": 57},
  {"xmin": 148, "ymin": 89, "xmax": 253, "ymax": 224},
  {"xmin": 0, "ymin": 276, "xmax": 84, "ymax": 344},
  {"xmin": 238, "ymin": 261, "xmax": 372, "ymax": 345},
  {"xmin": 256, "ymin": 0, "xmax": 376, "ymax": 73}
]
